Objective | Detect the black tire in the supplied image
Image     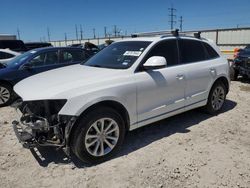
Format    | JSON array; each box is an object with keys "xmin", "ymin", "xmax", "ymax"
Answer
[
  {"xmin": 71, "ymin": 107, "xmax": 126, "ymax": 164},
  {"xmin": 204, "ymin": 81, "xmax": 226, "ymax": 115},
  {"xmin": 0, "ymin": 83, "xmax": 13, "ymax": 108}
]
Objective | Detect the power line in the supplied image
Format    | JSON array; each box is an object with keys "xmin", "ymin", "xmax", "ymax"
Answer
[
  {"xmin": 179, "ymin": 16, "xmax": 183, "ymax": 32},
  {"xmin": 168, "ymin": 5, "xmax": 177, "ymax": 30}
]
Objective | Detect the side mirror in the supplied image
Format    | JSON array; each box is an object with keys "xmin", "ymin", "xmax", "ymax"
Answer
[
  {"xmin": 143, "ymin": 56, "xmax": 167, "ymax": 70},
  {"xmin": 22, "ymin": 63, "xmax": 32, "ymax": 70}
]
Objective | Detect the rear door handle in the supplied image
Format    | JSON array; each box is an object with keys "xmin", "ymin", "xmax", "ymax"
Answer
[{"xmin": 176, "ymin": 74, "xmax": 184, "ymax": 80}]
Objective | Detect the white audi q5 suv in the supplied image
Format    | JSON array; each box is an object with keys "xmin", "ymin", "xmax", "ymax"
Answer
[{"xmin": 12, "ymin": 32, "xmax": 230, "ymax": 164}]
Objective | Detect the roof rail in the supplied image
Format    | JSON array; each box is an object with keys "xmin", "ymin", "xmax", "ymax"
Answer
[
  {"xmin": 194, "ymin": 32, "xmax": 201, "ymax": 39},
  {"xmin": 171, "ymin": 29, "xmax": 179, "ymax": 37}
]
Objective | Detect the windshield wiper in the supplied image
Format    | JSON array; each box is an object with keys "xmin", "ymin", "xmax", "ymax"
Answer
[{"xmin": 88, "ymin": 64, "xmax": 103, "ymax": 68}]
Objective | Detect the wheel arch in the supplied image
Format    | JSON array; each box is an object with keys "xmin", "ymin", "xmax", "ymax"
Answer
[
  {"xmin": 212, "ymin": 76, "xmax": 230, "ymax": 94},
  {"xmin": 68, "ymin": 99, "xmax": 131, "ymax": 142},
  {"xmin": 0, "ymin": 80, "xmax": 13, "ymax": 88}
]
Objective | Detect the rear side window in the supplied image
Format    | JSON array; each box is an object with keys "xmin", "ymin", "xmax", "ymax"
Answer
[
  {"xmin": 146, "ymin": 39, "xmax": 178, "ymax": 66},
  {"xmin": 202, "ymin": 42, "xmax": 219, "ymax": 59},
  {"xmin": 179, "ymin": 39, "xmax": 207, "ymax": 63}
]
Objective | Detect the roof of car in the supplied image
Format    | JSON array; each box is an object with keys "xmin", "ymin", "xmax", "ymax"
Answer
[
  {"xmin": 28, "ymin": 46, "xmax": 86, "ymax": 52},
  {"xmin": 116, "ymin": 35, "xmax": 210, "ymax": 43}
]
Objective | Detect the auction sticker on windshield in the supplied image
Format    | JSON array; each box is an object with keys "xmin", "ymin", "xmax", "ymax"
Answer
[{"xmin": 123, "ymin": 51, "xmax": 142, "ymax": 56}]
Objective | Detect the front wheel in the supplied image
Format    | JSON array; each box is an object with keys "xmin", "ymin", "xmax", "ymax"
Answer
[
  {"xmin": 71, "ymin": 107, "xmax": 126, "ymax": 164},
  {"xmin": 0, "ymin": 83, "xmax": 13, "ymax": 107},
  {"xmin": 205, "ymin": 81, "xmax": 226, "ymax": 115}
]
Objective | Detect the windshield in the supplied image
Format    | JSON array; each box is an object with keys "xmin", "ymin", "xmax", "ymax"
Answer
[
  {"xmin": 84, "ymin": 41, "xmax": 151, "ymax": 69},
  {"xmin": 6, "ymin": 51, "xmax": 35, "ymax": 68}
]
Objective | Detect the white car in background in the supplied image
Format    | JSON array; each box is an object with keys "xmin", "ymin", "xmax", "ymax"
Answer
[
  {"xmin": 0, "ymin": 49, "xmax": 20, "ymax": 65},
  {"xmin": 12, "ymin": 31, "xmax": 230, "ymax": 164}
]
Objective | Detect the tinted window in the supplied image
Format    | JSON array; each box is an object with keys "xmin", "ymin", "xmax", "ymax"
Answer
[
  {"xmin": 85, "ymin": 41, "xmax": 151, "ymax": 69},
  {"xmin": 179, "ymin": 39, "xmax": 207, "ymax": 63},
  {"xmin": 0, "ymin": 52, "xmax": 14, "ymax": 59},
  {"xmin": 146, "ymin": 39, "xmax": 178, "ymax": 66},
  {"xmin": 29, "ymin": 51, "xmax": 58, "ymax": 67},
  {"xmin": 60, "ymin": 49, "xmax": 87, "ymax": 63},
  {"xmin": 202, "ymin": 42, "xmax": 219, "ymax": 59}
]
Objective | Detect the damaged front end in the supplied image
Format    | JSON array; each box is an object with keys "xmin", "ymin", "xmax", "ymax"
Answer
[{"xmin": 12, "ymin": 99, "xmax": 76, "ymax": 155}]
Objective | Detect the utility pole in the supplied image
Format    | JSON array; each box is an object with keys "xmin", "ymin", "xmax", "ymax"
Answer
[
  {"xmin": 179, "ymin": 16, "xmax": 183, "ymax": 32},
  {"xmin": 75, "ymin": 24, "xmax": 78, "ymax": 40},
  {"xmin": 168, "ymin": 5, "xmax": 177, "ymax": 30},
  {"xmin": 47, "ymin": 27, "xmax": 51, "ymax": 42},
  {"xmin": 93, "ymin": 28, "xmax": 96, "ymax": 39},
  {"xmin": 114, "ymin": 25, "xmax": 117, "ymax": 37},
  {"xmin": 17, "ymin": 28, "xmax": 20, "ymax": 40},
  {"xmin": 80, "ymin": 25, "xmax": 83, "ymax": 40},
  {"xmin": 64, "ymin": 33, "xmax": 67, "ymax": 45},
  {"xmin": 104, "ymin": 26, "xmax": 107, "ymax": 38}
]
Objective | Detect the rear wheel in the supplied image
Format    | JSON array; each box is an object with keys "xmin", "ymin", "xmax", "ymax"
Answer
[
  {"xmin": 0, "ymin": 83, "xmax": 13, "ymax": 107},
  {"xmin": 71, "ymin": 107, "xmax": 126, "ymax": 164},
  {"xmin": 205, "ymin": 81, "xmax": 226, "ymax": 115}
]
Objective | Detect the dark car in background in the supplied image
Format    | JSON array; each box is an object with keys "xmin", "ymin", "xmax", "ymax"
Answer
[
  {"xmin": 68, "ymin": 42, "xmax": 99, "ymax": 56},
  {"xmin": 25, "ymin": 42, "xmax": 52, "ymax": 50},
  {"xmin": 232, "ymin": 45, "xmax": 250, "ymax": 80},
  {"xmin": 0, "ymin": 47, "xmax": 92, "ymax": 107},
  {"xmin": 0, "ymin": 40, "xmax": 28, "ymax": 53}
]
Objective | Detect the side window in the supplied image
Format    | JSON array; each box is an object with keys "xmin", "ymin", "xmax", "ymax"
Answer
[
  {"xmin": 179, "ymin": 39, "xmax": 207, "ymax": 63},
  {"xmin": 202, "ymin": 42, "xmax": 219, "ymax": 59},
  {"xmin": 60, "ymin": 50, "xmax": 87, "ymax": 63},
  {"xmin": 146, "ymin": 40, "xmax": 178, "ymax": 66},
  {"xmin": 0, "ymin": 52, "xmax": 6, "ymax": 59},
  {"xmin": 29, "ymin": 51, "xmax": 58, "ymax": 67},
  {"xmin": 5, "ymin": 52, "xmax": 15, "ymax": 59},
  {"xmin": 0, "ymin": 52, "xmax": 14, "ymax": 59}
]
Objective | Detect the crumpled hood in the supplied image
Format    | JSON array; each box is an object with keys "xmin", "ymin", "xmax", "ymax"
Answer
[{"xmin": 14, "ymin": 64, "xmax": 127, "ymax": 101}]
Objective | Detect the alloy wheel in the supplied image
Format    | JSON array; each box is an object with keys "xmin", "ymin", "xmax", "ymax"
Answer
[
  {"xmin": 0, "ymin": 86, "xmax": 10, "ymax": 105},
  {"xmin": 211, "ymin": 86, "xmax": 225, "ymax": 111},
  {"xmin": 85, "ymin": 118, "xmax": 120, "ymax": 157}
]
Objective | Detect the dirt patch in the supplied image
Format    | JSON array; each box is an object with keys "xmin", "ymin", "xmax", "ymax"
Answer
[
  {"xmin": 0, "ymin": 81, "xmax": 250, "ymax": 188},
  {"xmin": 240, "ymin": 85, "xmax": 250, "ymax": 92}
]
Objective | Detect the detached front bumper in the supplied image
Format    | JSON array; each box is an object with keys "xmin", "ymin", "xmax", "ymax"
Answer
[
  {"xmin": 12, "ymin": 120, "xmax": 36, "ymax": 149},
  {"xmin": 11, "ymin": 100, "xmax": 77, "ymax": 155}
]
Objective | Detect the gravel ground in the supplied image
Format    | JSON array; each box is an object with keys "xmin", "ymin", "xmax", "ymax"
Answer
[{"xmin": 0, "ymin": 81, "xmax": 250, "ymax": 188}]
